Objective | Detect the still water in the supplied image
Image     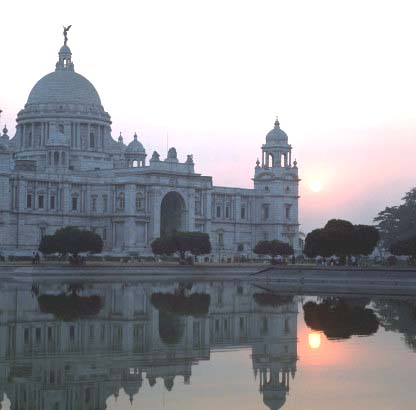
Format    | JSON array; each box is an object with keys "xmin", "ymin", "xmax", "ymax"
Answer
[{"xmin": 0, "ymin": 279, "xmax": 415, "ymax": 410}]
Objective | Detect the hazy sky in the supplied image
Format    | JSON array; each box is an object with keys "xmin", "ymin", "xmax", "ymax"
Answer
[{"xmin": 1, "ymin": 0, "xmax": 415, "ymax": 233}]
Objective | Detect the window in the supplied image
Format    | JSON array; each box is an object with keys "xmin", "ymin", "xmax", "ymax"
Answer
[
  {"xmin": 35, "ymin": 327, "xmax": 41, "ymax": 344},
  {"xmin": 102, "ymin": 195, "xmax": 108, "ymax": 212},
  {"xmin": 24, "ymin": 328, "xmax": 30, "ymax": 344},
  {"xmin": 50, "ymin": 195, "xmax": 56, "ymax": 210},
  {"xmin": 218, "ymin": 232, "xmax": 224, "ymax": 247},
  {"xmin": 69, "ymin": 326, "xmax": 75, "ymax": 342},
  {"xmin": 58, "ymin": 124, "xmax": 64, "ymax": 133},
  {"xmin": 102, "ymin": 228, "xmax": 107, "ymax": 241},
  {"xmin": 265, "ymin": 186, "xmax": 270, "ymax": 192},
  {"xmin": 285, "ymin": 204, "xmax": 291, "ymax": 219},
  {"xmin": 48, "ymin": 327, "xmax": 52, "ymax": 342},
  {"xmin": 225, "ymin": 205, "xmax": 230, "ymax": 218},
  {"xmin": 284, "ymin": 318, "xmax": 290, "ymax": 334},
  {"xmin": 263, "ymin": 232, "xmax": 268, "ymax": 241},
  {"xmin": 216, "ymin": 205, "xmax": 221, "ymax": 218},
  {"xmin": 26, "ymin": 194, "xmax": 32, "ymax": 209},
  {"xmin": 72, "ymin": 196, "xmax": 78, "ymax": 211},
  {"xmin": 54, "ymin": 151, "xmax": 59, "ymax": 165},
  {"xmin": 118, "ymin": 193, "xmax": 125, "ymax": 210},
  {"xmin": 40, "ymin": 227, "xmax": 46, "ymax": 239},
  {"xmin": 136, "ymin": 192, "xmax": 144, "ymax": 211},
  {"xmin": 85, "ymin": 387, "xmax": 91, "ymax": 404},
  {"xmin": 38, "ymin": 194, "xmax": 44, "ymax": 209},
  {"xmin": 91, "ymin": 196, "xmax": 97, "ymax": 212},
  {"xmin": 262, "ymin": 204, "xmax": 270, "ymax": 220},
  {"xmin": 90, "ymin": 132, "xmax": 95, "ymax": 148},
  {"xmin": 240, "ymin": 205, "xmax": 246, "ymax": 219}
]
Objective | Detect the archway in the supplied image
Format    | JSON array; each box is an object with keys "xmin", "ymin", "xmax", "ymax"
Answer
[{"xmin": 160, "ymin": 191, "xmax": 186, "ymax": 236}]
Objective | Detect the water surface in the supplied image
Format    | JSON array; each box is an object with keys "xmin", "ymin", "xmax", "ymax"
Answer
[{"xmin": 0, "ymin": 279, "xmax": 415, "ymax": 409}]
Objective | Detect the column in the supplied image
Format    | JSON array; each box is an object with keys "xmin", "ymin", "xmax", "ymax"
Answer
[{"xmin": 187, "ymin": 188, "xmax": 195, "ymax": 232}]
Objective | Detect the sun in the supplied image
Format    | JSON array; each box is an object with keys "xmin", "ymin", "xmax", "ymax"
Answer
[
  {"xmin": 308, "ymin": 332, "xmax": 321, "ymax": 349},
  {"xmin": 310, "ymin": 180, "xmax": 323, "ymax": 193}
]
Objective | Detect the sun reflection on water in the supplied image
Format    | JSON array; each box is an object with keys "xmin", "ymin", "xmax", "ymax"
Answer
[{"xmin": 308, "ymin": 332, "xmax": 321, "ymax": 349}]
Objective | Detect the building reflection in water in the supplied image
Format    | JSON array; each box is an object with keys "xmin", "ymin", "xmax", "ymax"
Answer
[{"xmin": 0, "ymin": 281, "xmax": 298, "ymax": 410}]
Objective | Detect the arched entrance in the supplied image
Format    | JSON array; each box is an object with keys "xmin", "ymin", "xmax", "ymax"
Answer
[{"xmin": 160, "ymin": 191, "xmax": 186, "ymax": 236}]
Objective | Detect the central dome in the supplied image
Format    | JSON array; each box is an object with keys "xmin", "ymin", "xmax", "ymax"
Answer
[{"xmin": 27, "ymin": 70, "xmax": 102, "ymax": 107}]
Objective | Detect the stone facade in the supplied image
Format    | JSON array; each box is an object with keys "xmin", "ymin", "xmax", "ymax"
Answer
[{"xmin": 0, "ymin": 38, "xmax": 300, "ymax": 259}]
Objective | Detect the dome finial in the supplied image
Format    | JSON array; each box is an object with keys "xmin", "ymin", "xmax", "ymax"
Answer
[
  {"xmin": 134, "ymin": 132, "xmax": 138, "ymax": 141},
  {"xmin": 274, "ymin": 115, "xmax": 280, "ymax": 128},
  {"xmin": 63, "ymin": 25, "xmax": 72, "ymax": 46},
  {"xmin": 118, "ymin": 132, "xmax": 123, "ymax": 143}
]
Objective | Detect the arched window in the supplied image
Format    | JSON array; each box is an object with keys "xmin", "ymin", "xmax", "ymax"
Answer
[
  {"xmin": 216, "ymin": 205, "xmax": 221, "ymax": 218},
  {"xmin": 54, "ymin": 151, "xmax": 59, "ymax": 165},
  {"xmin": 281, "ymin": 153, "xmax": 286, "ymax": 167},
  {"xmin": 136, "ymin": 192, "xmax": 144, "ymax": 211},
  {"xmin": 61, "ymin": 151, "xmax": 66, "ymax": 165},
  {"xmin": 132, "ymin": 160, "xmax": 139, "ymax": 168}
]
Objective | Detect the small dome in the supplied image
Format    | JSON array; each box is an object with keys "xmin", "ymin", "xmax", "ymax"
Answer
[
  {"xmin": 59, "ymin": 44, "xmax": 71, "ymax": 55},
  {"xmin": 266, "ymin": 118, "xmax": 288, "ymax": 144},
  {"xmin": 126, "ymin": 133, "xmax": 145, "ymax": 153},
  {"xmin": 47, "ymin": 131, "xmax": 69, "ymax": 146}
]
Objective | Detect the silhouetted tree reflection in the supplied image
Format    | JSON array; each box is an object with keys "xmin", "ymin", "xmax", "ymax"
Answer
[
  {"xmin": 303, "ymin": 297, "xmax": 379, "ymax": 339},
  {"xmin": 253, "ymin": 293, "xmax": 293, "ymax": 307},
  {"xmin": 374, "ymin": 299, "xmax": 416, "ymax": 351},
  {"xmin": 151, "ymin": 291, "xmax": 210, "ymax": 346},
  {"xmin": 38, "ymin": 293, "xmax": 102, "ymax": 321},
  {"xmin": 158, "ymin": 310, "xmax": 185, "ymax": 345},
  {"xmin": 151, "ymin": 292, "xmax": 210, "ymax": 317}
]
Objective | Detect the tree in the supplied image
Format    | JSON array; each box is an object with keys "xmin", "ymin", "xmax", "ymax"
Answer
[
  {"xmin": 151, "ymin": 236, "xmax": 176, "ymax": 256},
  {"xmin": 390, "ymin": 236, "xmax": 416, "ymax": 263},
  {"xmin": 38, "ymin": 227, "xmax": 103, "ymax": 260},
  {"xmin": 253, "ymin": 239, "xmax": 294, "ymax": 263},
  {"xmin": 304, "ymin": 229, "xmax": 333, "ymax": 258},
  {"xmin": 38, "ymin": 235, "xmax": 59, "ymax": 255},
  {"xmin": 374, "ymin": 187, "xmax": 416, "ymax": 247},
  {"xmin": 352, "ymin": 225, "xmax": 380, "ymax": 255},
  {"xmin": 304, "ymin": 219, "xmax": 379, "ymax": 259},
  {"xmin": 151, "ymin": 232, "xmax": 212, "ymax": 262}
]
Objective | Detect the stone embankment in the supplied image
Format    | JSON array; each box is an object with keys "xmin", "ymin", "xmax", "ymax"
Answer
[
  {"xmin": 0, "ymin": 264, "xmax": 415, "ymax": 295},
  {"xmin": 254, "ymin": 266, "xmax": 416, "ymax": 296}
]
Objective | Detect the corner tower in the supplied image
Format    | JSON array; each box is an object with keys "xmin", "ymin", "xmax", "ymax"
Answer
[{"xmin": 253, "ymin": 118, "xmax": 300, "ymax": 253}]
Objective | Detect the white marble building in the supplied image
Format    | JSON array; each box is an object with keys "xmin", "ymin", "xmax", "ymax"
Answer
[{"xmin": 0, "ymin": 35, "xmax": 300, "ymax": 258}]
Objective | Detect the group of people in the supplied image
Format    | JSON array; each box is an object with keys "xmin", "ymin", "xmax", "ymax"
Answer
[{"xmin": 32, "ymin": 252, "xmax": 41, "ymax": 264}]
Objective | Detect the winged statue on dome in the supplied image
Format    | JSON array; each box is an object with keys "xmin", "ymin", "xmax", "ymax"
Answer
[{"xmin": 63, "ymin": 25, "xmax": 72, "ymax": 45}]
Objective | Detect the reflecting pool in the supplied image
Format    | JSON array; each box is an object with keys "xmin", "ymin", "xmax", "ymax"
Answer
[{"xmin": 0, "ymin": 279, "xmax": 415, "ymax": 409}]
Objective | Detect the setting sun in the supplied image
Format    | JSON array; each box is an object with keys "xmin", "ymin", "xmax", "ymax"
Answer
[
  {"xmin": 310, "ymin": 180, "xmax": 323, "ymax": 193},
  {"xmin": 308, "ymin": 332, "xmax": 321, "ymax": 349}
]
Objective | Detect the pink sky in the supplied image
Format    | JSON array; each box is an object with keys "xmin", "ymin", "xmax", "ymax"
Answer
[{"xmin": 1, "ymin": 0, "xmax": 415, "ymax": 233}]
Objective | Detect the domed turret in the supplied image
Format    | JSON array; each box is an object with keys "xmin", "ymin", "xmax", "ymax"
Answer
[
  {"xmin": 265, "ymin": 118, "xmax": 288, "ymax": 145},
  {"xmin": 259, "ymin": 117, "xmax": 293, "ymax": 169},
  {"xmin": 125, "ymin": 133, "xmax": 146, "ymax": 167},
  {"xmin": 126, "ymin": 133, "xmax": 145, "ymax": 154}
]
